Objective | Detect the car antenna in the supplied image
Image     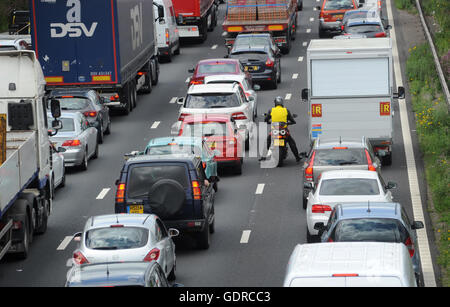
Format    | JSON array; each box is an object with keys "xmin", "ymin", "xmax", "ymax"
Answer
[
  {"xmin": 116, "ymin": 214, "xmax": 119, "ymax": 224},
  {"xmin": 367, "ymin": 201, "xmax": 371, "ymax": 213}
]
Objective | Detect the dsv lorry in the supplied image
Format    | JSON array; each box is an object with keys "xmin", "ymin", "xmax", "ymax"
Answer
[
  {"xmin": 0, "ymin": 50, "xmax": 61, "ymax": 260},
  {"xmin": 301, "ymin": 38, "xmax": 404, "ymax": 165},
  {"xmin": 29, "ymin": 0, "xmax": 161, "ymax": 115}
]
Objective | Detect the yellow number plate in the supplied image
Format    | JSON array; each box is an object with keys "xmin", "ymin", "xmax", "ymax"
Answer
[
  {"xmin": 274, "ymin": 139, "xmax": 285, "ymax": 146},
  {"xmin": 128, "ymin": 205, "xmax": 144, "ymax": 214},
  {"xmin": 245, "ymin": 66, "xmax": 258, "ymax": 71}
]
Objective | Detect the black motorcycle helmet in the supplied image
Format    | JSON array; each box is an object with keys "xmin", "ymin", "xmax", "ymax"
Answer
[{"xmin": 274, "ymin": 96, "xmax": 284, "ymax": 107}]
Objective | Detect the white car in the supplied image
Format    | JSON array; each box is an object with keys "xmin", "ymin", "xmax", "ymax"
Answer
[
  {"xmin": 204, "ymin": 74, "xmax": 259, "ymax": 120},
  {"xmin": 50, "ymin": 144, "xmax": 66, "ymax": 197},
  {"xmin": 305, "ymin": 170, "xmax": 396, "ymax": 242},
  {"xmin": 177, "ymin": 83, "xmax": 256, "ymax": 145},
  {"xmin": 72, "ymin": 214, "xmax": 179, "ymax": 280}
]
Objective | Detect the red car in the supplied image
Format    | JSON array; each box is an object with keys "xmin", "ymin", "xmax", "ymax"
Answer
[
  {"xmin": 178, "ymin": 114, "xmax": 244, "ymax": 175},
  {"xmin": 187, "ymin": 58, "xmax": 251, "ymax": 87}
]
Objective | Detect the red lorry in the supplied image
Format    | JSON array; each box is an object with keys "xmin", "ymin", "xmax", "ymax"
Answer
[
  {"xmin": 222, "ymin": 0, "xmax": 299, "ymax": 54},
  {"xmin": 172, "ymin": 0, "xmax": 218, "ymax": 41}
]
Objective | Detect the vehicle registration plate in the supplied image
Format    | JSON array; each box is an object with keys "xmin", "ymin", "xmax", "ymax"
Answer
[
  {"xmin": 335, "ymin": 14, "xmax": 343, "ymax": 19},
  {"xmin": 128, "ymin": 205, "xmax": 144, "ymax": 214},
  {"xmin": 274, "ymin": 139, "xmax": 285, "ymax": 146},
  {"xmin": 245, "ymin": 66, "xmax": 259, "ymax": 72}
]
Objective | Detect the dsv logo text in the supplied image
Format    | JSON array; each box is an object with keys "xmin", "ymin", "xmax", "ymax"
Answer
[{"xmin": 50, "ymin": 0, "xmax": 98, "ymax": 38}]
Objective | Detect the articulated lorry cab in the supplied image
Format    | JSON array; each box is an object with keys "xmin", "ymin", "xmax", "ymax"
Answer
[
  {"xmin": 301, "ymin": 38, "xmax": 405, "ymax": 165},
  {"xmin": 0, "ymin": 50, "xmax": 61, "ymax": 260},
  {"xmin": 29, "ymin": 0, "xmax": 160, "ymax": 115}
]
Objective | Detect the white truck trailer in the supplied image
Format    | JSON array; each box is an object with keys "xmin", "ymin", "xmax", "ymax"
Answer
[
  {"xmin": 0, "ymin": 50, "xmax": 61, "ymax": 260},
  {"xmin": 301, "ymin": 38, "xmax": 404, "ymax": 165}
]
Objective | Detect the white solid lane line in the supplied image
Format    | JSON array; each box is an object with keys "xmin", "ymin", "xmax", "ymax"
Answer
[
  {"xmin": 240, "ymin": 230, "xmax": 251, "ymax": 244},
  {"xmin": 255, "ymin": 183, "xmax": 265, "ymax": 195},
  {"xmin": 386, "ymin": 0, "xmax": 436, "ymax": 286},
  {"xmin": 96, "ymin": 188, "xmax": 110, "ymax": 200},
  {"xmin": 151, "ymin": 121, "xmax": 160, "ymax": 129},
  {"xmin": 57, "ymin": 236, "xmax": 73, "ymax": 251}
]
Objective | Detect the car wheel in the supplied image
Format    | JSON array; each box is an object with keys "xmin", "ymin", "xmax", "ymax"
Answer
[
  {"xmin": 277, "ymin": 63, "xmax": 281, "ymax": 83},
  {"xmin": 302, "ymin": 195, "xmax": 307, "ymax": 210},
  {"xmin": 174, "ymin": 41, "xmax": 181, "ymax": 55},
  {"xmin": 234, "ymin": 159, "xmax": 242, "ymax": 175},
  {"xmin": 196, "ymin": 223, "xmax": 210, "ymax": 250},
  {"xmin": 97, "ymin": 123, "xmax": 104, "ymax": 144},
  {"xmin": 168, "ymin": 263, "xmax": 176, "ymax": 281},
  {"xmin": 92, "ymin": 142, "xmax": 99, "ymax": 159},
  {"xmin": 60, "ymin": 168, "xmax": 66, "ymax": 188},
  {"xmin": 79, "ymin": 151, "xmax": 88, "ymax": 171},
  {"xmin": 105, "ymin": 118, "xmax": 111, "ymax": 135},
  {"xmin": 306, "ymin": 227, "xmax": 315, "ymax": 243}
]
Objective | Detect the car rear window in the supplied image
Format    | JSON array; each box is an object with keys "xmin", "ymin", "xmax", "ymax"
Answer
[
  {"xmin": 346, "ymin": 24, "xmax": 382, "ymax": 34},
  {"xmin": 146, "ymin": 144, "xmax": 201, "ymax": 156},
  {"xmin": 314, "ymin": 148, "xmax": 366, "ymax": 166},
  {"xmin": 181, "ymin": 122, "xmax": 229, "ymax": 137},
  {"xmin": 85, "ymin": 227, "xmax": 149, "ymax": 250},
  {"xmin": 197, "ymin": 63, "xmax": 236, "ymax": 74},
  {"xmin": 48, "ymin": 117, "xmax": 75, "ymax": 132},
  {"xmin": 57, "ymin": 97, "xmax": 91, "ymax": 110},
  {"xmin": 334, "ymin": 218, "xmax": 408, "ymax": 242},
  {"xmin": 185, "ymin": 93, "xmax": 241, "ymax": 108},
  {"xmin": 128, "ymin": 165, "xmax": 188, "ymax": 199},
  {"xmin": 320, "ymin": 178, "xmax": 380, "ymax": 195},
  {"xmin": 230, "ymin": 51, "xmax": 268, "ymax": 62},
  {"xmin": 324, "ymin": 0, "xmax": 354, "ymax": 10}
]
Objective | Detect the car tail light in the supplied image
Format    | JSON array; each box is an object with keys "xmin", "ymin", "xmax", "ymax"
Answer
[
  {"xmin": 178, "ymin": 113, "xmax": 189, "ymax": 121},
  {"xmin": 375, "ymin": 32, "xmax": 386, "ymax": 37},
  {"xmin": 189, "ymin": 77, "xmax": 204, "ymax": 85},
  {"xmin": 305, "ymin": 151, "xmax": 316, "ymax": 181},
  {"xmin": 311, "ymin": 204, "xmax": 332, "ymax": 213},
  {"xmin": 115, "ymin": 183, "xmax": 126, "ymax": 203},
  {"xmin": 143, "ymin": 248, "xmax": 160, "ymax": 262},
  {"xmin": 364, "ymin": 149, "xmax": 377, "ymax": 171},
  {"xmin": 83, "ymin": 111, "xmax": 97, "ymax": 118},
  {"xmin": 405, "ymin": 237, "xmax": 415, "ymax": 257},
  {"xmin": 232, "ymin": 112, "xmax": 247, "ymax": 120},
  {"xmin": 332, "ymin": 147, "xmax": 348, "ymax": 150},
  {"xmin": 332, "ymin": 273, "xmax": 359, "ymax": 277},
  {"xmin": 73, "ymin": 251, "xmax": 89, "ymax": 265},
  {"xmin": 265, "ymin": 58, "xmax": 274, "ymax": 67},
  {"xmin": 110, "ymin": 94, "xmax": 119, "ymax": 101},
  {"xmin": 165, "ymin": 28, "xmax": 170, "ymax": 45},
  {"xmin": 192, "ymin": 180, "xmax": 202, "ymax": 200},
  {"xmin": 62, "ymin": 139, "xmax": 81, "ymax": 147}
]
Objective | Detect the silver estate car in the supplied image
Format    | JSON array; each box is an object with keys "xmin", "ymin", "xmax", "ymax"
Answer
[
  {"xmin": 72, "ymin": 214, "xmax": 179, "ymax": 280},
  {"xmin": 48, "ymin": 112, "xmax": 98, "ymax": 171}
]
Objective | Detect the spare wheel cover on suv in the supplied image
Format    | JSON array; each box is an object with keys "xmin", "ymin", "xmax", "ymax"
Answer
[{"xmin": 148, "ymin": 179, "xmax": 186, "ymax": 218}]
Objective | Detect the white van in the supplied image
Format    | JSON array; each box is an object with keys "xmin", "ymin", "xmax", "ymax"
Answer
[
  {"xmin": 154, "ymin": 0, "xmax": 180, "ymax": 62},
  {"xmin": 283, "ymin": 242, "xmax": 417, "ymax": 287}
]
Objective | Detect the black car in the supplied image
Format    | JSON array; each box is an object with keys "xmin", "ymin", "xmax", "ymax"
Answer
[
  {"xmin": 228, "ymin": 45, "xmax": 281, "ymax": 89},
  {"xmin": 65, "ymin": 261, "xmax": 173, "ymax": 287},
  {"xmin": 50, "ymin": 89, "xmax": 111, "ymax": 143},
  {"xmin": 230, "ymin": 33, "xmax": 281, "ymax": 57},
  {"xmin": 114, "ymin": 154, "xmax": 215, "ymax": 249}
]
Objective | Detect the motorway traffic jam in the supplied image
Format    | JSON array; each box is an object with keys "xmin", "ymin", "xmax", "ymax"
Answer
[{"xmin": 0, "ymin": 0, "xmax": 432, "ymax": 288}]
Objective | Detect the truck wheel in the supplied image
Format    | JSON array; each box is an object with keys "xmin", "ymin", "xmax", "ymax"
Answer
[
  {"xmin": 35, "ymin": 198, "xmax": 49, "ymax": 235},
  {"xmin": 12, "ymin": 199, "xmax": 31, "ymax": 259},
  {"xmin": 120, "ymin": 84, "xmax": 130, "ymax": 115},
  {"xmin": 234, "ymin": 159, "xmax": 243, "ymax": 175}
]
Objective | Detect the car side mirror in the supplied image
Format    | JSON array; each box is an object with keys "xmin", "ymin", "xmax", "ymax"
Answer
[
  {"xmin": 188, "ymin": 68, "xmax": 195, "ymax": 73},
  {"xmin": 394, "ymin": 86, "xmax": 405, "ymax": 99},
  {"xmin": 304, "ymin": 182, "xmax": 313, "ymax": 190},
  {"xmin": 358, "ymin": 3, "xmax": 363, "ymax": 7},
  {"xmin": 73, "ymin": 232, "xmax": 82, "ymax": 242},
  {"xmin": 50, "ymin": 99, "xmax": 61, "ymax": 118},
  {"xmin": 299, "ymin": 151, "xmax": 307, "ymax": 159},
  {"xmin": 301, "ymin": 89, "xmax": 309, "ymax": 102},
  {"xmin": 168, "ymin": 228, "xmax": 180, "ymax": 237},
  {"xmin": 177, "ymin": 97, "xmax": 185, "ymax": 105},
  {"xmin": 248, "ymin": 96, "xmax": 255, "ymax": 102},
  {"xmin": 412, "ymin": 221, "xmax": 424, "ymax": 230},
  {"xmin": 52, "ymin": 119, "xmax": 63, "ymax": 130},
  {"xmin": 315, "ymin": 6, "xmax": 321, "ymax": 10},
  {"xmin": 386, "ymin": 25, "xmax": 392, "ymax": 30},
  {"xmin": 385, "ymin": 181, "xmax": 397, "ymax": 190}
]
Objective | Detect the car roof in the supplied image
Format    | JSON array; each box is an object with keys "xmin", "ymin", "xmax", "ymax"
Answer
[
  {"xmin": 126, "ymin": 153, "xmax": 201, "ymax": 165},
  {"xmin": 320, "ymin": 170, "xmax": 379, "ymax": 180},
  {"xmin": 347, "ymin": 17, "xmax": 382, "ymax": 26},
  {"xmin": 335, "ymin": 202, "xmax": 402, "ymax": 219},
  {"xmin": 67, "ymin": 261, "xmax": 156, "ymax": 287},
  {"xmin": 87, "ymin": 213, "xmax": 156, "ymax": 228},
  {"xmin": 231, "ymin": 45, "xmax": 270, "ymax": 53},
  {"xmin": 50, "ymin": 88, "xmax": 93, "ymax": 97},
  {"xmin": 197, "ymin": 58, "xmax": 239, "ymax": 65},
  {"xmin": 286, "ymin": 242, "xmax": 410, "ymax": 279},
  {"xmin": 147, "ymin": 136, "xmax": 204, "ymax": 147},
  {"xmin": 204, "ymin": 74, "xmax": 246, "ymax": 83},
  {"xmin": 187, "ymin": 83, "xmax": 239, "ymax": 94},
  {"xmin": 183, "ymin": 114, "xmax": 231, "ymax": 123},
  {"xmin": 314, "ymin": 137, "xmax": 366, "ymax": 149}
]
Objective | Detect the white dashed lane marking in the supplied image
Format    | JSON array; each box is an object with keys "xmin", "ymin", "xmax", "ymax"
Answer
[
  {"xmin": 96, "ymin": 188, "xmax": 110, "ymax": 200},
  {"xmin": 240, "ymin": 230, "xmax": 251, "ymax": 244}
]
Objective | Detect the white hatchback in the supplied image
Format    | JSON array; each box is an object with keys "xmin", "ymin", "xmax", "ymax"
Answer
[
  {"xmin": 177, "ymin": 83, "xmax": 256, "ymax": 144},
  {"xmin": 305, "ymin": 170, "xmax": 396, "ymax": 241}
]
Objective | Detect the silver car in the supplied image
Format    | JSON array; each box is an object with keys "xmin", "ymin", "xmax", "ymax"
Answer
[
  {"xmin": 72, "ymin": 214, "xmax": 179, "ymax": 280},
  {"xmin": 48, "ymin": 112, "xmax": 98, "ymax": 171}
]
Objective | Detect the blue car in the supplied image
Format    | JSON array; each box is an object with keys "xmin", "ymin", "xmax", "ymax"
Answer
[{"xmin": 144, "ymin": 137, "xmax": 219, "ymax": 189}]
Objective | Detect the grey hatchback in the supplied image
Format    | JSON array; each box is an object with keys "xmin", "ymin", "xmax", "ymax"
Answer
[
  {"xmin": 315, "ymin": 202, "xmax": 425, "ymax": 286},
  {"xmin": 302, "ymin": 136, "xmax": 381, "ymax": 208}
]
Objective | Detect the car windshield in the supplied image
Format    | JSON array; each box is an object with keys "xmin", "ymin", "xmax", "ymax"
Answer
[
  {"xmin": 324, "ymin": 0, "xmax": 354, "ymax": 10},
  {"xmin": 334, "ymin": 218, "xmax": 408, "ymax": 242},
  {"xmin": 181, "ymin": 122, "xmax": 228, "ymax": 137},
  {"xmin": 185, "ymin": 93, "xmax": 240, "ymax": 108},
  {"xmin": 57, "ymin": 97, "xmax": 91, "ymax": 110},
  {"xmin": 146, "ymin": 144, "xmax": 201, "ymax": 156},
  {"xmin": 48, "ymin": 117, "xmax": 75, "ymax": 132},
  {"xmin": 197, "ymin": 63, "xmax": 236, "ymax": 74},
  {"xmin": 346, "ymin": 24, "xmax": 382, "ymax": 33},
  {"xmin": 314, "ymin": 148, "xmax": 366, "ymax": 166},
  {"xmin": 128, "ymin": 165, "xmax": 188, "ymax": 199},
  {"xmin": 320, "ymin": 178, "xmax": 380, "ymax": 195},
  {"xmin": 85, "ymin": 227, "xmax": 149, "ymax": 250}
]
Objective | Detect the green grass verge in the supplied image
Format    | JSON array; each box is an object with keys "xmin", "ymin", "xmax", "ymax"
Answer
[{"xmin": 406, "ymin": 42, "xmax": 449, "ymax": 287}]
